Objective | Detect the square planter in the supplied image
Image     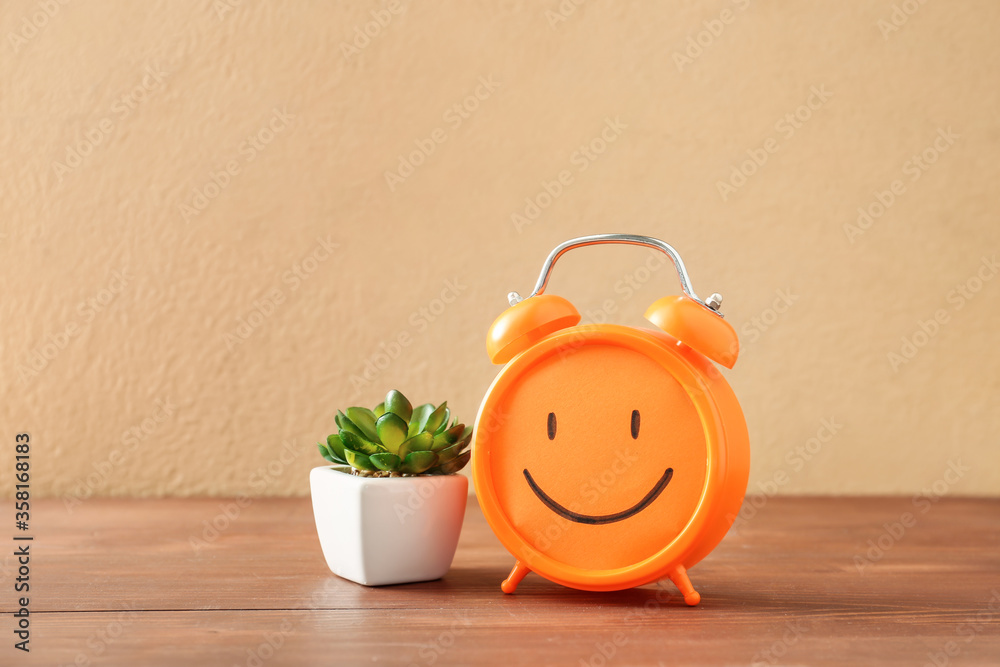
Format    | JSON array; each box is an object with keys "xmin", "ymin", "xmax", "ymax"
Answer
[{"xmin": 310, "ymin": 465, "xmax": 468, "ymax": 586}]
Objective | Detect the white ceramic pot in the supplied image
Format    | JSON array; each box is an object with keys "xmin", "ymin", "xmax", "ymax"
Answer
[{"xmin": 309, "ymin": 465, "xmax": 468, "ymax": 586}]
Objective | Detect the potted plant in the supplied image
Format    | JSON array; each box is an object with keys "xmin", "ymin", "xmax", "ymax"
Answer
[{"xmin": 310, "ymin": 389, "xmax": 472, "ymax": 586}]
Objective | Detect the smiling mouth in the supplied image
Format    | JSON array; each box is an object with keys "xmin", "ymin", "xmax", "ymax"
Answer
[{"xmin": 522, "ymin": 468, "xmax": 674, "ymax": 525}]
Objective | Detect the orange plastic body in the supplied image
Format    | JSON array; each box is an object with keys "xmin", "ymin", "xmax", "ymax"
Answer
[
  {"xmin": 487, "ymin": 295, "xmax": 581, "ymax": 365},
  {"xmin": 645, "ymin": 295, "xmax": 739, "ymax": 369},
  {"xmin": 472, "ymin": 323, "xmax": 749, "ymax": 604}
]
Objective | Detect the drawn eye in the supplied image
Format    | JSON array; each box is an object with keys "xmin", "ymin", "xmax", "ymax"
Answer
[
  {"xmin": 631, "ymin": 410, "xmax": 640, "ymax": 439},
  {"xmin": 547, "ymin": 412, "xmax": 557, "ymax": 440}
]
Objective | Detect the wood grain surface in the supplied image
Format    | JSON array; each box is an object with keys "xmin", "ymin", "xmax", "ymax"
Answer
[{"xmin": 3, "ymin": 496, "xmax": 998, "ymax": 666}]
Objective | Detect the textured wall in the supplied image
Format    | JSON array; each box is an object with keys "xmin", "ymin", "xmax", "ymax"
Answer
[{"xmin": 2, "ymin": 0, "xmax": 998, "ymax": 500}]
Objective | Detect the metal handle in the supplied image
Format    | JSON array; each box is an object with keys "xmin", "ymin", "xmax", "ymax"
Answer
[{"xmin": 510, "ymin": 233, "xmax": 723, "ymax": 314}]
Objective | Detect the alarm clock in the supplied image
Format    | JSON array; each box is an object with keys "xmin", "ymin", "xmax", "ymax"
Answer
[{"xmin": 472, "ymin": 234, "xmax": 749, "ymax": 605}]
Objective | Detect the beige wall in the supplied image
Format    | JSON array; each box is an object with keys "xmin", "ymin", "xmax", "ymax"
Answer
[{"xmin": 2, "ymin": 1, "xmax": 998, "ymax": 500}]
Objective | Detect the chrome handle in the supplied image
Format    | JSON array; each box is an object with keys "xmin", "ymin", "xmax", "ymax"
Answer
[{"xmin": 513, "ymin": 233, "xmax": 722, "ymax": 315}]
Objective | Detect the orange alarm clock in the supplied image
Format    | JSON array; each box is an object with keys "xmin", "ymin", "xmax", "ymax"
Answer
[{"xmin": 472, "ymin": 234, "xmax": 749, "ymax": 605}]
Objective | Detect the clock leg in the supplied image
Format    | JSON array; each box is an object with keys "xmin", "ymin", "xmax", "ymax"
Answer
[
  {"xmin": 501, "ymin": 560, "xmax": 531, "ymax": 594},
  {"xmin": 669, "ymin": 565, "xmax": 701, "ymax": 606}
]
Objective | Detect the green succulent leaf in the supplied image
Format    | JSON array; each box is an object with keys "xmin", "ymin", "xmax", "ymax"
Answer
[
  {"xmin": 327, "ymin": 394, "xmax": 467, "ymax": 474},
  {"xmin": 375, "ymin": 413, "xmax": 408, "ymax": 453},
  {"xmin": 424, "ymin": 402, "xmax": 449, "ymax": 435},
  {"xmin": 345, "ymin": 407, "xmax": 380, "ymax": 442},
  {"xmin": 436, "ymin": 432, "xmax": 471, "ymax": 459},
  {"xmin": 440, "ymin": 432, "xmax": 470, "ymax": 458},
  {"xmin": 317, "ymin": 441, "xmax": 336, "ymax": 463},
  {"xmin": 397, "ymin": 432, "xmax": 434, "ymax": 459},
  {"xmin": 434, "ymin": 408, "xmax": 451, "ymax": 434},
  {"xmin": 436, "ymin": 441, "xmax": 464, "ymax": 464},
  {"xmin": 401, "ymin": 450, "xmax": 438, "ymax": 474},
  {"xmin": 432, "ymin": 423, "xmax": 466, "ymax": 450},
  {"xmin": 336, "ymin": 410, "xmax": 365, "ymax": 438},
  {"xmin": 384, "ymin": 390, "xmax": 413, "ymax": 423},
  {"xmin": 344, "ymin": 449, "xmax": 376, "ymax": 471},
  {"xmin": 340, "ymin": 430, "xmax": 384, "ymax": 456},
  {"xmin": 326, "ymin": 433, "xmax": 347, "ymax": 462},
  {"xmin": 431, "ymin": 433, "xmax": 451, "ymax": 451},
  {"xmin": 408, "ymin": 403, "xmax": 435, "ymax": 437},
  {"xmin": 436, "ymin": 450, "xmax": 470, "ymax": 474},
  {"xmin": 369, "ymin": 452, "xmax": 401, "ymax": 471}
]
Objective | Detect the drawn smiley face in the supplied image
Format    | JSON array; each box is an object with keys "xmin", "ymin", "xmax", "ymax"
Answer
[
  {"xmin": 488, "ymin": 340, "xmax": 708, "ymax": 571},
  {"xmin": 522, "ymin": 406, "xmax": 674, "ymax": 525}
]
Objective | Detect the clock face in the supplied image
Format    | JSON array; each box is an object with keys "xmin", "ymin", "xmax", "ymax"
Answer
[{"xmin": 485, "ymin": 338, "xmax": 708, "ymax": 571}]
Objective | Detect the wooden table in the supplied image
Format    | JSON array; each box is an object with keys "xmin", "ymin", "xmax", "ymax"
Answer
[{"xmin": 5, "ymin": 496, "xmax": 998, "ymax": 666}]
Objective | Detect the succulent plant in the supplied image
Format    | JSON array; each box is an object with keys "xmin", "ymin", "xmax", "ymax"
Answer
[{"xmin": 318, "ymin": 390, "xmax": 472, "ymax": 477}]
